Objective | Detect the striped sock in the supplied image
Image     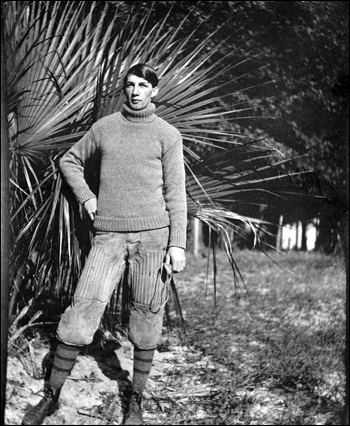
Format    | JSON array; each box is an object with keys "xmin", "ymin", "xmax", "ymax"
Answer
[
  {"xmin": 49, "ymin": 342, "xmax": 80, "ymax": 390},
  {"xmin": 132, "ymin": 346, "xmax": 155, "ymax": 394}
]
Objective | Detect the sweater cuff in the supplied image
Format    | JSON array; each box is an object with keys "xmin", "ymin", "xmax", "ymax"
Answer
[
  {"xmin": 73, "ymin": 185, "xmax": 96, "ymax": 205},
  {"xmin": 169, "ymin": 228, "xmax": 187, "ymax": 250}
]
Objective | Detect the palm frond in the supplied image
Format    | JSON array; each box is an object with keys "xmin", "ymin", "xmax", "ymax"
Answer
[{"xmin": 5, "ymin": 1, "xmax": 306, "ymax": 321}]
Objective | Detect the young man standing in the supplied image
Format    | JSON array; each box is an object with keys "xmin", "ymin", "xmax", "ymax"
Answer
[{"xmin": 22, "ymin": 63, "xmax": 187, "ymax": 425}]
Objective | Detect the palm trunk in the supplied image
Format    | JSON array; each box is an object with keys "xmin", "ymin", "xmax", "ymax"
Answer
[
  {"xmin": 342, "ymin": 113, "xmax": 349, "ymax": 426},
  {"xmin": 1, "ymin": 2, "xmax": 10, "ymax": 422},
  {"xmin": 341, "ymin": 211, "xmax": 349, "ymax": 425}
]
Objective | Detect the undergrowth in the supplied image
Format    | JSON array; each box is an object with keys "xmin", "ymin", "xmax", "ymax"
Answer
[
  {"xmin": 6, "ymin": 249, "xmax": 346, "ymax": 425},
  {"xmin": 154, "ymin": 249, "xmax": 346, "ymax": 425}
]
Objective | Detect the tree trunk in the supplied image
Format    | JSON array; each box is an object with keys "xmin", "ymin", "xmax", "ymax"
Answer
[
  {"xmin": 263, "ymin": 208, "xmax": 280, "ymax": 249},
  {"xmin": 340, "ymin": 211, "xmax": 349, "ymax": 425},
  {"xmin": 301, "ymin": 220, "xmax": 308, "ymax": 251},
  {"xmin": 192, "ymin": 217, "xmax": 202, "ymax": 257},
  {"xmin": 341, "ymin": 103, "xmax": 349, "ymax": 426},
  {"xmin": 295, "ymin": 221, "xmax": 300, "ymax": 250},
  {"xmin": 1, "ymin": 3, "xmax": 10, "ymax": 422},
  {"xmin": 276, "ymin": 214, "xmax": 283, "ymax": 250},
  {"xmin": 315, "ymin": 205, "xmax": 340, "ymax": 254}
]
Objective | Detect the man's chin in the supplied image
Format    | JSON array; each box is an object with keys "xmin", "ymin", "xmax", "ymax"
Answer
[
  {"xmin": 128, "ymin": 102, "xmax": 141, "ymax": 109},
  {"xmin": 127, "ymin": 101, "xmax": 150, "ymax": 111}
]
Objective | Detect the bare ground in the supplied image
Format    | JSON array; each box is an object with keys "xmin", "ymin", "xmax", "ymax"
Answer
[{"xmin": 5, "ymin": 250, "xmax": 347, "ymax": 425}]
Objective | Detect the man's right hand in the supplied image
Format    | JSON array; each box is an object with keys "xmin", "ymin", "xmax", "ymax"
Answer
[{"xmin": 83, "ymin": 198, "xmax": 97, "ymax": 221}]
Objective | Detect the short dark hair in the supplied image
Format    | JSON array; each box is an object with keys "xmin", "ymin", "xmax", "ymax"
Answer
[{"xmin": 123, "ymin": 63, "xmax": 159, "ymax": 88}]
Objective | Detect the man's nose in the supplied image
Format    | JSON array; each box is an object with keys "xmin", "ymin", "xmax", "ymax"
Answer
[{"xmin": 132, "ymin": 86, "xmax": 139, "ymax": 95}]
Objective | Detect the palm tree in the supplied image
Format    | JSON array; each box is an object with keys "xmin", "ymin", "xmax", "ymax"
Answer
[{"xmin": 4, "ymin": 1, "xmax": 301, "ymax": 325}]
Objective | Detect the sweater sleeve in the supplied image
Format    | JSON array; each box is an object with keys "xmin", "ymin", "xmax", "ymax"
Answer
[
  {"xmin": 59, "ymin": 128, "xmax": 98, "ymax": 205},
  {"xmin": 163, "ymin": 136, "xmax": 187, "ymax": 249}
]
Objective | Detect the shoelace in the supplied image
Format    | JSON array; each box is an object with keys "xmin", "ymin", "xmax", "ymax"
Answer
[
  {"xmin": 37, "ymin": 389, "xmax": 57, "ymax": 408},
  {"xmin": 37, "ymin": 394, "xmax": 52, "ymax": 408}
]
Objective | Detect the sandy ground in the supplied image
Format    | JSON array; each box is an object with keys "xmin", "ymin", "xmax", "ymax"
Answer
[{"xmin": 5, "ymin": 330, "xmax": 178, "ymax": 425}]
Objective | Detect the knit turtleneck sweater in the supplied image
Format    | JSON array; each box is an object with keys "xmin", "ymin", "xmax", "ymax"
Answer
[{"xmin": 59, "ymin": 103, "xmax": 187, "ymax": 249}]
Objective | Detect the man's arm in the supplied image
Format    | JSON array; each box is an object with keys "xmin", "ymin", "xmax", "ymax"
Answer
[
  {"xmin": 162, "ymin": 134, "xmax": 187, "ymax": 271},
  {"xmin": 60, "ymin": 129, "xmax": 98, "ymax": 208}
]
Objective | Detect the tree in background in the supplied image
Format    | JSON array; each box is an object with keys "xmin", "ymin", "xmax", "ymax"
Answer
[{"xmin": 123, "ymin": 0, "xmax": 348, "ymax": 253}]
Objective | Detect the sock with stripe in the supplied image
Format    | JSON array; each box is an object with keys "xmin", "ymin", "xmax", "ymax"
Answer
[
  {"xmin": 49, "ymin": 342, "xmax": 80, "ymax": 390},
  {"xmin": 132, "ymin": 346, "xmax": 155, "ymax": 394}
]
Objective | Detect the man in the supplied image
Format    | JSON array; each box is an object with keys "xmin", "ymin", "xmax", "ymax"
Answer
[{"xmin": 22, "ymin": 63, "xmax": 187, "ymax": 425}]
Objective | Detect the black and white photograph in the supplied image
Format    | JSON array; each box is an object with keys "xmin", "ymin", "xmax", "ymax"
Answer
[{"xmin": 1, "ymin": 1, "xmax": 348, "ymax": 425}]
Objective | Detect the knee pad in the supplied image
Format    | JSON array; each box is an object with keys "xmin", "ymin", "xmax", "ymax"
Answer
[
  {"xmin": 128, "ymin": 301, "xmax": 165, "ymax": 350},
  {"xmin": 57, "ymin": 298, "xmax": 106, "ymax": 346}
]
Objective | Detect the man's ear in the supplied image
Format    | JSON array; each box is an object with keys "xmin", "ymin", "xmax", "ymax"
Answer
[{"xmin": 151, "ymin": 86, "xmax": 159, "ymax": 98}]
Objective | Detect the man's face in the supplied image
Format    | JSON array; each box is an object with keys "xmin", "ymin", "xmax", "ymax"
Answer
[{"xmin": 124, "ymin": 74, "xmax": 158, "ymax": 110}]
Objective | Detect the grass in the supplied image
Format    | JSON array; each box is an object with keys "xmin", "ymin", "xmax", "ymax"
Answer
[
  {"xmin": 6, "ymin": 249, "xmax": 346, "ymax": 425},
  {"xmin": 147, "ymin": 249, "xmax": 346, "ymax": 425}
]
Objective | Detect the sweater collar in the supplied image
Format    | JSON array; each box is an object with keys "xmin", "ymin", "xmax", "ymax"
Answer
[{"xmin": 121, "ymin": 103, "xmax": 156, "ymax": 123}]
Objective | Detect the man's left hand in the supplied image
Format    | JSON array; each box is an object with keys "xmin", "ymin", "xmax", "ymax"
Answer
[{"xmin": 165, "ymin": 247, "xmax": 186, "ymax": 273}]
